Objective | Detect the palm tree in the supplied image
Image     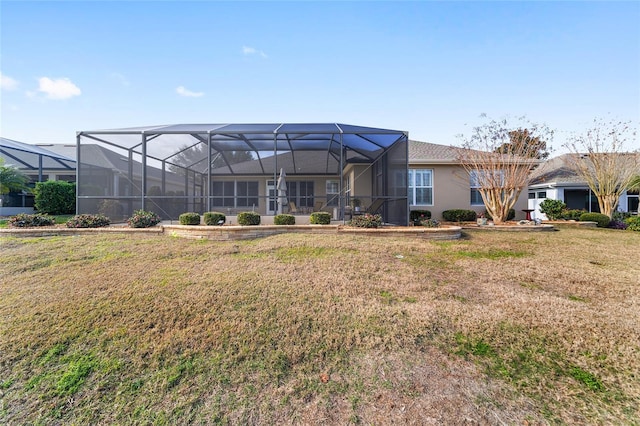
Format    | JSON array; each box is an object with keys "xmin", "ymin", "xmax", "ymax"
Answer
[{"xmin": 0, "ymin": 158, "xmax": 31, "ymax": 195}]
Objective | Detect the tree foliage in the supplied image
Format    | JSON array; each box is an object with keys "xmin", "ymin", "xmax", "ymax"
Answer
[
  {"xmin": 168, "ymin": 143, "xmax": 254, "ymax": 174},
  {"xmin": 0, "ymin": 158, "xmax": 31, "ymax": 195},
  {"xmin": 457, "ymin": 115, "xmax": 553, "ymax": 224},
  {"xmin": 564, "ymin": 118, "xmax": 640, "ymax": 219},
  {"xmin": 494, "ymin": 128, "xmax": 550, "ymax": 159}
]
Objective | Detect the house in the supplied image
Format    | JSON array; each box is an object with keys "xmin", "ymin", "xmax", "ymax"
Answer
[
  {"xmin": 527, "ymin": 153, "xmax": 640, "ymax": 220},
  {"xmin": 3, "ymin": 129, "xmax": 535, "ymax": 222},
  {"xmin": 408, "ymin": 140, "xmax": 529, "ymax": 220}
]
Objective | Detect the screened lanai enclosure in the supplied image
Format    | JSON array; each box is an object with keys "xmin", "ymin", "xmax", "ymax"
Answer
[{"xmin": 76, "ymin": 123, "xmax": 409, "ymax": 225}]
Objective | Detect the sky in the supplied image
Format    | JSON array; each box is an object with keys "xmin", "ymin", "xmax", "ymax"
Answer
[{"xmin": 1, "ymin": 1, "xmax": 639, "ymax": 154}]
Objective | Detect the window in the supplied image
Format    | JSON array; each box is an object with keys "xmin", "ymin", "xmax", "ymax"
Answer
[
  {"xmin": 236, "ymin": 181, "xmax": 259, "ymax": 207},
  {"xmin": 528, "ymin": 192, "xmax": 535, "ymax": 199},
  {"xmin": 409, "ymin": 169, "xmax": 433, "ymax": 205},
  {"xmin": 212, "ymin": 181, "xmax": 258, "ymax": 208},
  {"xmin": 470, "ymin": 170, "xmax": 503, "ymax": 206},
  {"xmin": 537, "ymin": 191, "xmax": 547, "ymax": 199},
  {"xmin": 469, "ymin": 171, "xmax": 484, "ymax": 206},
  {"xmin": 287, "ymin": 181, "xmax": 314, "ymax": 208},
  {"xmin": 326, "ymin": 180, "xmax": 339, "ymax": 206}
]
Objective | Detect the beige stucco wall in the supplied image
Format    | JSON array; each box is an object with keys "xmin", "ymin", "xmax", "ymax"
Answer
[{"xmin": 410, "ymin": 164, "xmax": 528, "ymax": 221}]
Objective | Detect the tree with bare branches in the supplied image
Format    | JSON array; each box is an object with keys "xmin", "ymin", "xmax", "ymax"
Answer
[
  {"xmin": 564, "ymin": 118, "xmax": 640, "ymax": 219},
  {"xmin": 457, "ymin": 115, "xmax": 553, "ymax": 224}
]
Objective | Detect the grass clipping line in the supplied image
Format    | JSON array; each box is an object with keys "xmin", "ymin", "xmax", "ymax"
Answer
[{"xmin": 0, "ymin": 229, "xmax": 639, "ymax": 424}]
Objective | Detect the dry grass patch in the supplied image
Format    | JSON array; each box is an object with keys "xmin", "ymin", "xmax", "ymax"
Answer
[{"xmin": 1, "ymin": 228, "xmax": 639, "ymax": 424}]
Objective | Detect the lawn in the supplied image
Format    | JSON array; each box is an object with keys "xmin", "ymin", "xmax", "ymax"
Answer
[{"xmin": 0, "ymin": 227, "xmax": 638, "ymax": 424}]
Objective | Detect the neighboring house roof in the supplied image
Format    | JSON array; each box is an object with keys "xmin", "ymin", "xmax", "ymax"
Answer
[
  {"xmin": 529, "ymin": 153, "xmax": 640, "ymax": 187},
  {"xmin": 0, "ymin": 138, "xmax": 75, "ymax": 170},
  {"xmin": 528, "ymin": 154, "xmax": 584, "ymax": 186},
  {"xmin": 43, "ymin": 143, "xmax": 183, "ymax": 184}
]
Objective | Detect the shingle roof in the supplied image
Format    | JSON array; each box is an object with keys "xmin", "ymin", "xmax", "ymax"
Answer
[
  {"xmin": 530, "ymin": 152, "xmax": 640, "ymax": 186},
  {"xmin": 408, "ymin": 140, "xmax": 466, "ymax": 163},
  {"xmin": 528, "ymin": 154, "xmax": 583, "ymax": 185}
]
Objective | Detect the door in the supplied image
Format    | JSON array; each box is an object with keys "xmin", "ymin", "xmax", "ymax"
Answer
[{"xmin": 266, "ymin": 180, "xmax": 276, "ymax": 215}]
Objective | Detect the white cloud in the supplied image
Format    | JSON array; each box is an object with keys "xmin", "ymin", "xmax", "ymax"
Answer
[
  {"xmin": 1, "ymin": 72, "xmax": 19, "ymax": 91},
  {"xmin": 242, "ymin": 45, "xmax": 268, "ymax": 58},
  {"xmin": 36, "ymin": 77, "xmax": 81, "ymax": 100},
  {"xmin": 110, "ymin": 72, "xmax": 130, "ymax": 86},
  {"xmin": 176, "ymin": 86, "xmax": 204, "ymax": 97}
]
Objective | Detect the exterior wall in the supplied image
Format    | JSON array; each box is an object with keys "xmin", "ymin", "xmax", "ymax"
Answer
[{"xmin": 409, "ymin": 163, "xmax": 529, "ymax": 221}]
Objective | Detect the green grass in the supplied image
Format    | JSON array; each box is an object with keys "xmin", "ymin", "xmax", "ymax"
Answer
[{"xmin": 1, "ymin": 228, "xmax": 639, "ymax": 424}]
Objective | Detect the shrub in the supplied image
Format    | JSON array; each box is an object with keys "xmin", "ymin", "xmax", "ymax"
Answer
[
  {"xmin": 625, "ymin": 216, "xmax": 640, "ymax": 231},
  {"xmin": 179, "ymin": 212, "xmax": 201, "ymax": 225},
  {"xmin": 127, "ymin": 210, "xmax": 161, "ymax": 228},
  {"xmin": 607, "ymin": 220, "xmax": 628, "ymax": 230},
  {"xmin": 484, "ymin": 208, "xmax": 516, "ymax": 221},
  {"xmin": 309, "ymin": 212, "xmax": 331, "ymax": 225},
  {"xmin": 8, "ymin": 213, "xmax": 55, "ymax": 228},
  {"xmin": 34, "ymin": 180, "xmax": 76, "ymax": 215},
  {"xmin": 203, "ymin": 212, "xmax": 226, "ymax": 226},
  {"xmin": 98, "ymin": 200, "xmax": 123, "ymax": 219},
  {"xmin": 237, "ymin": 212, "xmax": 261, "ymax": 226},
  {"xmin": 442, "ymin": 209, "xmax": 477, "ymax": 222},
  {"xmin": 349, "ymin": 213, "xmax": 383, "ymax": 228},
  {"xmin": 579, "ymin": 212, "xmax": 610, "ymax": 228},
  {"xmin": 538, "ymin": 199, "xmax": 566, "ymax": 220},
  {"xmin": 612, "ymin": 211, "xmax": 633, "ymax": 221},
  {"xmin": 274, "ymin": 214, "xmax": 295, "ymax": 225},
  {"xmin": 410, "ymin": 210, "xmax": 431, "ymax": 225},
  {"xmin": 420, "ymin": 218, "xmax": 440, "ymax": 228},
  {"xmin": 66, "ymin": 214, "xmax": 110, "ymax": 228},
  {"xmin": 561, "ymin": 209, "xmax": 585, "ymax": 221}
]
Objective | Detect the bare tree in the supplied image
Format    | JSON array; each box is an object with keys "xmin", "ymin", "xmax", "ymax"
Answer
[
  {"xmin": 564, "ymin": 118, "xmax": 640, "ymax": 218},
  {"xmin": 457, "ymin": 115, "xmax": 553, "ymax": 224}
]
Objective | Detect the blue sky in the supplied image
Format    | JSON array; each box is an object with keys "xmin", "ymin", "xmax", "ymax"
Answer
[{"xmin": 1, "ymin": 1, "xmax": 639, "ymax": 153}]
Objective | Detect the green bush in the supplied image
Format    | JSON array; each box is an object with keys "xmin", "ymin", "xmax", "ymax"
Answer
[
  {"xmin": 309, "ymin": 212, "xmax": 331, "ymax": 225},
  {"xmin": 127, "ymin": 210, "xmax": 161, "ymax": 228},
  {"xmin": 561, "ymin": 209, "xmax": 585, "ymax": 221},
  {"xmin": 66, "ymin": 214, "xmax": 110, "ymax": 228},
  {"xmin": 579, "ymin": 212, "xmax": 610, "ymax": 228},
  {"xmin": 539, "ymin": 199, "xmax": 566, "ymax": 220},
  {"xmin": 98, "ymin": 200, "xmax": 123, "ymax": 219},
  {"xmin": 442, "ymin": 209, "xmax": 477, "ymax": 222},
  {"xmin": 410, "ymin": 210, "xmax": 431, "ymax": 225},
  {"xmin": 203, "ymin": 211, "xmax": 226, "ymax": 226},
  {"xmin": 34, "ymin": 180, "xmax": 76, "ymax": 215},
  {"xmin": 624, "ymin": 216, "xmax": 640, "ymax": 231},
  {"xmin": 349, "ymin": 213, "xmax": 383, "ymax": 228},
  {"xmin": 613, "ymin": 211, "xmax": 634, "ymax": 221},
  {"xmin": 420, "ymin": 218, "xmax": 440, "ymax": 228},
  {"xmin": 484, "ymin": 208, "xmax": 516, "ymax": 221},
  {"xmin": 179, "ymin": 212, "xmax": 201, "ymax": 225},
  {"xmin": 274, "ymin": 214, "xmax": 295, "ymax": 225},
  {"xmin": 8, "ymin": 213, "xmax": 55, "ymax": 228},
  {"xmin": 237, "ymin": 211, "xmax": 261, "ymax": 226}
]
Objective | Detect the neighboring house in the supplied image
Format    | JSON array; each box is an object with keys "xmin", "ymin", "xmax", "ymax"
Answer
[
  {"xmin": 0, "ymin": 138, "xmax": 76, "ymax": 215},
  {"xmin": 527, "ymin": 153, "xmax": 640, "ymax": 220},
  {"xmin": 408, "ymin": 140, "xmax": 529, "ymax": 220}
]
